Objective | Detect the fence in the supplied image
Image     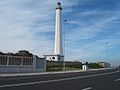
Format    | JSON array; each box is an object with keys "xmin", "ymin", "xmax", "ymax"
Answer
[{"xmin": 0, "ymin": 55, "xmax": 46, "ymax": 73}]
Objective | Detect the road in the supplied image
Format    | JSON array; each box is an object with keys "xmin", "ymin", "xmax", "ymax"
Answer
[{"xmin": 0, "ymin": 68, "xmax": 119, "ymax": 90}]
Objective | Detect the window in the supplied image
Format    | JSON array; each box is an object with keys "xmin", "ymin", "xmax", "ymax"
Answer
[{"xmin": 52, "ymin": 57, "xmax": 55, "ymax": 59}]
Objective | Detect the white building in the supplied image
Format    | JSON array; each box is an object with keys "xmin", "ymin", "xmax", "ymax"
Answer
[
  {"xmin": 98, "ymin": 62, "xmax": 110, "ymax": 68},
  {"xmin": 44, "ymin": 54, "xmax": 63, "ymax": 61}
]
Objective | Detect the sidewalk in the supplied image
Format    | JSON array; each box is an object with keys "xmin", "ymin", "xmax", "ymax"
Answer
[{"xmin": 0, "ymin": 68, "xmax": 111, "ymax": 77}]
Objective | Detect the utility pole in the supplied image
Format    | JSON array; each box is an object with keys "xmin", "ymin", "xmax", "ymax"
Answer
[
  {"xmin": 105, "ymin": 42, "xmax": 109, "ymax": 61},
  {"xmin": 63, "ymin": 19, "xmax": 67, "ymax": 72}
]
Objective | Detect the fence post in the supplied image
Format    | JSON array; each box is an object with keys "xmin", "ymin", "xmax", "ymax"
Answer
[
  {"xmin": 7, "ymin": 56, "xmax": 9, "ymax": 66},
  {"xmin": 33, "ymin": 55, "xmax": 36, "ymax": 72}
]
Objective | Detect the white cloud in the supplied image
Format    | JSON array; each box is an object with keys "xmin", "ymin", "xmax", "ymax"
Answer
[
  {"xmin": 70, "ymin": 6, "xmax": 120, "ymax": 37},
  {"xmin": 66, "ymin": 14, "xmax": 119, "ymax": 43}
]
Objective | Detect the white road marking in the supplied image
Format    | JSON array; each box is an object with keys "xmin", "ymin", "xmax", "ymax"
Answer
[
  {"xmin": 0, "ymin": 71, "xmax": 118, "ymax": 88},
  {"xmin": 115, "ymin": 78, "xmax": 120, "ymax": 82},
  {"xmin": 81, "ymin": 87, "xmax": 92, "ymax": 90}
]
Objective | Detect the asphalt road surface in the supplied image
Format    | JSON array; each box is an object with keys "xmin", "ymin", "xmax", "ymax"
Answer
[{"xmin": 0, "ymin": 68, "xmax": 120, "ymax": 90}]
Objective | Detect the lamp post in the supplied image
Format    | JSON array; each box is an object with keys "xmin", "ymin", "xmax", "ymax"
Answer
[
  {"xmin": 63, "ymin": 19, "xmax": 67, "ymax": 72},
  {"xmin": 105, "ymin": 42, "xmax": 109, "ymax": 61}
]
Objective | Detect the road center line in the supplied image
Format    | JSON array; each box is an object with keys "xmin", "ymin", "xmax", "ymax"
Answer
[
  {"xmin": 115, "ymin": 78, "xmax": 120, "ymax": 82},
  {"xmin": 0, "ymin": 71, "xmax": 118, "ymax": 88},
  {"xmin": 81, "ymin": 87, "xmax": 92, "ymax": 90}
]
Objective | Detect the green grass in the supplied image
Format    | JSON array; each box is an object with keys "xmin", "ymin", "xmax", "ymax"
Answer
[{"xmin": 46, "ymin": 66, "xmax": 82, "ymax": 71}]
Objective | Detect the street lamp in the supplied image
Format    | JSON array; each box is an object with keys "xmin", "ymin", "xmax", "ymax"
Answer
[
  {"xmin": 63, "ymin": 19, "xmax": 67, "ymax": 72},
  {"xmin": 105, "ymin": 42, "xmax": 109, "ymax": 61}
]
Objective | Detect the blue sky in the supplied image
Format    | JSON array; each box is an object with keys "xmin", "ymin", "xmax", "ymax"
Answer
[{"xmin": 0, "ymin": 0, "xmax": 120, "ymax": 66}]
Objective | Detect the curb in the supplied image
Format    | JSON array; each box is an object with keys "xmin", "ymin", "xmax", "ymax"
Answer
[{"xmin": 0, "ymin": 68, "xmax": 111, "ymax": 77}]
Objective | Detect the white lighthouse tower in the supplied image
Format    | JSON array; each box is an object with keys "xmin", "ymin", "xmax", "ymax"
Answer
[
  {"xmin": 44, "ymin": 2, "xmax": 64, "ymax": 61},
  {"xmin": 55, "ymin": 2, "xmax": 63, "ymax": 56}
]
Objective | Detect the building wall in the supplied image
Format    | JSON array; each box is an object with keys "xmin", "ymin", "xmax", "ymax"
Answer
[
  {"xmin": 45, "ymin": 55, "xmax": 59, "ymax": 61},
  {"xmin": 44, "ymin": 55, "xmax": 64, "ymax": 61},
  {"xmin": 98, "ymin": 62, "xmax": 110, "ymax": 68},
  {"xmin": 35, "ymin": 57, "xmax": 46, "ymax": 72},
  {"xmin": 0, "ymin": 66, "xmax": 33, "ymax": 73}
]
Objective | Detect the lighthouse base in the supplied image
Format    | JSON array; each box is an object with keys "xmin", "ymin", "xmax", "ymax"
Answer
[{"xmin": 44, "ymin": 54, "xmax": 64, "ymax": 61}]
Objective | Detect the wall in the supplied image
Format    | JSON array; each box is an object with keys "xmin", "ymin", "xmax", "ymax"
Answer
[
  {"xmin": 0, "ymin": 55, "xmax": 46, "ymax": 73},
  {"xmin": 45, "ymin": 55, "xmax": 64, "ymax": 61},
  {"xmin": 0, "ymin": 66, "xmax": 33, "ymax": 73},
  {"xmin": 35, "ymin": 57, "xmax": 46, "ymax": 72}
]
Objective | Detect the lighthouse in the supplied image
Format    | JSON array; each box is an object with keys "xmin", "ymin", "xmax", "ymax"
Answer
[
  {"xmin": 55, "ymin": 2, "xmax": 63, "ymax": 56},
  {"xmin": 44, "ymin": 2, "xmax": 64, "ymax": 61}
]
